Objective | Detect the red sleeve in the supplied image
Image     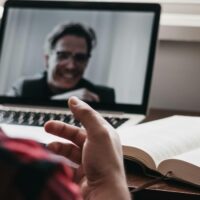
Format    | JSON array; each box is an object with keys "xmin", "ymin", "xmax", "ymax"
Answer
[{"xmin": 0, "ymin": 130, "xmax": 82, "ymax": 200}]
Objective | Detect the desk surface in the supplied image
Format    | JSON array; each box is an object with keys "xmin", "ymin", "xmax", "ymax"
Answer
[{"xmin": 126, "ymin": 108, "xmax": 200, "ymax": 200}]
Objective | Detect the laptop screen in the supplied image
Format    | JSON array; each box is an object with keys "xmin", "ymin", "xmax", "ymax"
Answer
[{"xmin": 0, "ymin": 1, "xmax": 160, "ymax": 113}]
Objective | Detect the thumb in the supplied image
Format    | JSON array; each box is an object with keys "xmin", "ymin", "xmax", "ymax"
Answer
[{"xmin": 68, "ymin": 96, "xmax": 109, "ymax": 138}]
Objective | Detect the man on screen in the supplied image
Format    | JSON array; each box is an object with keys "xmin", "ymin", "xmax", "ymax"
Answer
[{"xmin": 7, "ymin": 22, "xmax": 115, "ymax": 103}]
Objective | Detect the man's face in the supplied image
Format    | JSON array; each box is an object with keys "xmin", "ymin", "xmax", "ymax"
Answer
[{"xmin": 46, "ymin": 35, "xmax": 89, "ymax": 90}]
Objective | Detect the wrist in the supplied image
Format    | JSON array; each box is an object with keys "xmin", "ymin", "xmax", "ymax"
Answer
[{"xmin": 85, "ymin": 173, "xmax": 131, "ymax": 200}]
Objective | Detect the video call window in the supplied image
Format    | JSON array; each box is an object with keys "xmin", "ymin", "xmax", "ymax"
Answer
[{"xmin": 0, "ymin": 8, "xmax": 154, "ymax": 105}]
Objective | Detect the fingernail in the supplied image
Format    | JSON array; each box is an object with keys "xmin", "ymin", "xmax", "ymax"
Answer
[{"xmin": 69, "ymin": 96, "xmax": 79, "ymax": 106}]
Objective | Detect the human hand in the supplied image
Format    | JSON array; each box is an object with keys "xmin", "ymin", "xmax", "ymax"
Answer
[
  {"xmin": 51, "ymin": 88, "xmax": 100, "ymax": 102},
  {"xmin": 44, "ymin": 96, "xmax": 131, "ymax": 200},
  {"xmin": 80, "ymin": 88, "xmax": 100, "ymax": 102}
]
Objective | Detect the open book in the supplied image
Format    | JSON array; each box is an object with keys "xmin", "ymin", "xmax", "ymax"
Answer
[
  {"xmin": 1, "ymin": 115, "xmax": 200, "ymax": 187},
  {"xmin": 118, "ymin": 115, "xmax": 200, "ymax": 187}
]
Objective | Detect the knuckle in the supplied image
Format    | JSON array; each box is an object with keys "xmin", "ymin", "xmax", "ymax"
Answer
[
  {"xmin": 98, "ymin": 123, "xmax": 111, "ymax": 139},
  {"xmin": 79, "ymin": 106, "xmax": 93, "ymax": 117}
]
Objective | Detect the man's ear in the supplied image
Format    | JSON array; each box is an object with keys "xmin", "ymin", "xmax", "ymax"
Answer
[{"xmin": 44, "ymin": 55, "xmax": 49, "ymax": 68}]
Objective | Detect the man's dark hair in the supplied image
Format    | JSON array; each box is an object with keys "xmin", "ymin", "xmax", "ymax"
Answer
[{"xmin": 45, "ymin": 22, "xmax": 96, "ymax": 56}]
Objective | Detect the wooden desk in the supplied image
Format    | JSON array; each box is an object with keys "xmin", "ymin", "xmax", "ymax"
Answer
[{"xmin": 125, "ymin": 108, "xmax": 200, "ymax": 200}]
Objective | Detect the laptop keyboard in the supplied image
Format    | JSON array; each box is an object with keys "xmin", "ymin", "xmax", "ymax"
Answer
[{"xmin": 0, "ymin": 109, "xmax": 128, "ymax": 129}]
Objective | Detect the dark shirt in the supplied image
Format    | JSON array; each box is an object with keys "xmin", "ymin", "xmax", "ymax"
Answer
[{"xmin": 8, "ymin": 72, "xmax": 115, "ymax": 103}]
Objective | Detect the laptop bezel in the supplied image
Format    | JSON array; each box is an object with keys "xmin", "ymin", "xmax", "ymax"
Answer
[{"xmin": 0, "ymin": 0, "xmax": 160, "ymax": 114}]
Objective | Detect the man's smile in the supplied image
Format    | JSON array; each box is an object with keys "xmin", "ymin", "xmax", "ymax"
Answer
[{"xmin": 57, "ymin": 70, "xmax": 80, "ymax": 82}]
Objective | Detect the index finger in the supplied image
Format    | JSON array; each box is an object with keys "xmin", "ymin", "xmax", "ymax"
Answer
[
  {"xmin": 68, "ymin": 97, "xmax": 113, "ymax": 140},
  {"xmin": 44, "ymin": 120, "xmax": 86, "ymax": 148}
]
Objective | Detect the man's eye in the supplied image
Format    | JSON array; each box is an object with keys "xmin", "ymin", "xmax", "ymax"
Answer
[
  {"xmin": 57, "ymin": 52, "xmax": 70, "ymax": 60},
  {"xmin": 56, "ymin": 52, "xmax": 89, "ymax": 63},
  {"xmin": 75, "ymin": 54, "xmax": 88, "ymax": 62}
]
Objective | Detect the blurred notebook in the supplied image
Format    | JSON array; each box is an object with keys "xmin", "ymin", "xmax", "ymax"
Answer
[{"xmin": 0, "ymin": 0, "xmax": 160, "ymax": 143}]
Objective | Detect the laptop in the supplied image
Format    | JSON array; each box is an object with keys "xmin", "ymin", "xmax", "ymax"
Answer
[{"xmin": 0, "ymin": 0, "xmax": 160, "ymax": 144}]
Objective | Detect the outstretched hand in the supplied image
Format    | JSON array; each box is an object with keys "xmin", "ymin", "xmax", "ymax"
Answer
[
  {"xmin": 51, "ymin": 88, "xmax": 100, "ymax": 102},
  {"xmin": 44, "ymin": 96, "xmax": 131, "ymax": 200}
]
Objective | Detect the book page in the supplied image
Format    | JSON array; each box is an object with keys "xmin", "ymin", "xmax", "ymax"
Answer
[
  {"xmin": 0, "ymin": 124, "xmax": 69, "ymax": 144},
  {"xmin": 158, "ymin": 148, "xmax": 200, "ymax": 186},
  {"xmin": 169, "ymin": 147, "xmax": 200, "ymax": 166},
  {"xmin": 117, "ymin": 115, "xmax": 200, "ymax": 168}
]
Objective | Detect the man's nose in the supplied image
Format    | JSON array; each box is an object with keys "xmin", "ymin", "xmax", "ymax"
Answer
[{"xmin": 65, "ymin": 57, "xmax": 76, "ymax": 69}]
